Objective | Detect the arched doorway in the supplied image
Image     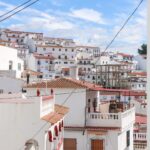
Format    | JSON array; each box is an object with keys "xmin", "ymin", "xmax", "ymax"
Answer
[{"xmin": 25, "ymin": 139, "xmax": 39, "ymax": 150}]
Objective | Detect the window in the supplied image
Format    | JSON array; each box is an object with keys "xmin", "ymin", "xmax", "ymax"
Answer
[
  {"xmin": 18, "ymin": 63, "xmax": 21, "ymax": 71},
  {"xmin": 72, "ymin": 49, "xmax": 74, "ymax": 52},
  {"xmin": 58, "ymin": 56, "xmax": 61, "ymax": 59},
  {"xmin": 65, "ymin": 49, "xmax": 67, "ymax": 52},
  {"xmin": 52, "ymin": 48, "xmax": 55, "ymax": 51},
  {"xmin": 65, "ymin": 56, "xmax": 67, "ymax": 59},
  {"xmin": 0, "ymin": 89, "xmax": 3, "ymax": 94},
  {"xmin": 9, "ymin": 61, "xmax": 13, "ymax": 70},
  {"xmin": 43, "ymin": 48, "xmax": 46, "ymax": 51},
  {"xmin": 37, "ymin": 60, "xmax": 41, "ymax": 65},
  {"xmin": 64, "ymin": 62, "xmax": 68, "ymax": 64},
  {"xmin": 59, "ymin": 48, "xmax": 61, "ymax": 51},
  {"xmin": 50, "ymin": 61, "xmax": 53, "ymax": 64},
  {"xmin": 45, "ymin": 66, "xmax": 48, "ymax": 70},
  {"xmin": 126, "ymin": 130, "xmax": 130, "ymax": 147}
]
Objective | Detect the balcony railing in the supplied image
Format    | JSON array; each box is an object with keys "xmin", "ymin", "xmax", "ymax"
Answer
[
  {"xmin": 134, "ymin": 133, "xmax": 147, "ymax": 141},
  {"xmin": 86, "ymin": 107, "xmax": 135, "ymax": 130},
  {"xmin": 134, "ymin": 143, "xmax": 147, "ymax": 150}
]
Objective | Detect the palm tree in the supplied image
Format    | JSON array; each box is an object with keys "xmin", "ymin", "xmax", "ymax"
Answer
[{"xmin": 138, "ymin": 44, "xmax": 147, "ymax": 55}]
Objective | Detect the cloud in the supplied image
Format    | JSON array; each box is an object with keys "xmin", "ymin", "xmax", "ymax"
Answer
[
  {"xmin": 0, "ymin": 1, "xmax": 146, "ymax": 54},
  {"xmin": 70, "ymin": 8, "xmax": 106, "ymax": 24},
  {"xmin": 51, "ymin": 0, "xmax": 64, "ymax": 7}
]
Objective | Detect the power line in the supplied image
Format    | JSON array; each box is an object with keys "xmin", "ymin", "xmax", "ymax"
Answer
[
  {"xmin": 17, "ymin": 0, "xmax": 144, "ymax": 148},
  {"xmin": 0, "ymin": 0, "xmax": 39, "ymax": 23},
  {"xmin": 95, "ymin": 0, "xmax": 144, "ymax": 65},
  {"xmin": 18, "ymin": 88, "xmax": 77, "ymax": 150},
  {"xmin": 0, "ymin": 0, "xmax": 33, "ymax": 18}
]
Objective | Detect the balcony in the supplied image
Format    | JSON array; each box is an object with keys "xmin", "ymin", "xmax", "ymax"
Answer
[
  {"xmin": 134, "ymin": 142, "xmax": 147, "ymax": 150},
  {"xmin": 134, "ymin": 132, "xmax": 147, "ymax": 141},
  {"xmin": 86, "ymin": 106, "xmax": 135, "ymax": 130}
]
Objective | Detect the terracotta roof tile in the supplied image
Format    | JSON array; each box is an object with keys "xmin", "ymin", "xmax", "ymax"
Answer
[
  {"xmin": 55, "ymin": 104, "xmax": 69, "ymax": 115},
  {"xmin": 42, "ymin": 112, "xmax": 63, "ymax": 124},
  {"xmin": 121, "ymin": 91, "xmax": 146, "ymax": 96},
  {"xmin": 129, "ymin": 72, "xmax": 147, "ymax": 77},
  {"xmin": 135, "ymin": 115, "xmax": 147, "ymax": 124},
  {"xmin": 22, "ymin": 69, "xmax": 43, "ymax": 76},
  {"xmin": 41, "ymin": 104, "xmax": 69, "ymax": 124},
  {"xmin": 26, "ymin": 77, "xmax": 103, "ymax": 90},
  {"xmin": 117, "ymin": 53, "xmax": 133, "ymax": 57},
  {"xmin": 33, "ymin": 53, "xmax": 55, "ymax": 60},
  {"xmin": 65, "ymin": 126, "xmax": 120, "ymax": 131}
]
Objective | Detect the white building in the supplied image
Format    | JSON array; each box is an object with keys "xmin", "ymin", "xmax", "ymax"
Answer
[
  {"xmin": 0, "ymin": 76, "xmax": 24, "ymax": 93},
  {"xmin": 76, "ymin": 46, "xmax": 100, "ymax": 57},
  {"xmin": 134, "ymin": 116, "xmax": 147, "ymax": 150},
  {"xmin": 0, "ymin": 29, "xmax": 43, "ymax": 59},
  {"xmin": 0, "ymin": 45, "xmax": 24, "ymax": 78},
  {"xmin": 36, "ymin": 45, "xmax": 77, "ymax": 61},
  {"xmin": 26, "ymin": 77, "xmax": 135, "ymax": 150},
  {"xmin": 27, "ymin": 53, "xmax": 56, "ymax": 79},
  {"xmin": 134, "ymin": 55, "xmax": 147, "ymax": 71},
  {"xmin": 0, "ymin": 92, "xmax": 68, "ymax": 150}
]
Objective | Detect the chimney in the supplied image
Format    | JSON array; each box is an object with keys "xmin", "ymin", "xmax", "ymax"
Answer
[{"xmin": 70, "ymin": 66, "xmax": 79, "ymax": 80}]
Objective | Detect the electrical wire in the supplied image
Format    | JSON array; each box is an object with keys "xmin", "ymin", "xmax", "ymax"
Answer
[
  {"xmin": 16, "ymin": 0, "xmax": 144, "ymax": 149},
  {"xmin": 0, "ymin": 0, "xmax": 39, "ymax": 23},
  {"xmin": 0, "ymin": 0, "xmax": 33, "ymax": 18},
  {"xmin": 95, "ymin": 0, "xmax": 144, "ymax": 65},
  {"xmin": 17, "ymin": 88, "xmax": 77, "ymax": 150}
]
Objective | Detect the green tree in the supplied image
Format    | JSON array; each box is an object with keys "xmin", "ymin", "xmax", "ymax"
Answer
[{"xmin": 138, "ymin": 44, "xmax": 147, "ymax": 55}]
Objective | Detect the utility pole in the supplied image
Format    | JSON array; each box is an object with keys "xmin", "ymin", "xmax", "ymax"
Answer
[{"xmin": 147, "ymin": 0, "xmax": 150, "ymax": 149}]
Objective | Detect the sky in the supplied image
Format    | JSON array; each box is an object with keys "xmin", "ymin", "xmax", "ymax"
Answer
[{"xmin": 0, "ymin": 0, "xmax": 147, "ymax": 54}]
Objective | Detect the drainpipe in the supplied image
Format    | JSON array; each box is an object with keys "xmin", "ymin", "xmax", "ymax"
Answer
[{"xmin": 83, "ymin": 90, "xmax": 88, "ymax": 135}]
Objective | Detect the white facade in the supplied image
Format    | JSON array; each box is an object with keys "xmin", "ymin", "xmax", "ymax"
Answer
[
  {"xmin": 36, "ymin": 45, "xmax": 77, "ymax": 61},
  {"xmin": 0, "ymin": 93, "xmax": 66, "ymax": 150},
  {"xmin": 0, "ymin": 77, "xmax": 24, "ymax": 93},
  {"xmin": 26, "ymin": 78, "xmax": 135, "ymax": 150},
  {"xmin": 131, "ymin": 81, "xmax": 146, "ymax": 91},
  {"xmin": 134, "ymin": 55, "xmax": 147, "ymax": 71},
  {"xmin": 27, "ymin": 53, "xmax": 55, "ymax": 79},
  {"xmin": 0, "ymin": 45, "xmax": 24, "ymax": 78}
]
